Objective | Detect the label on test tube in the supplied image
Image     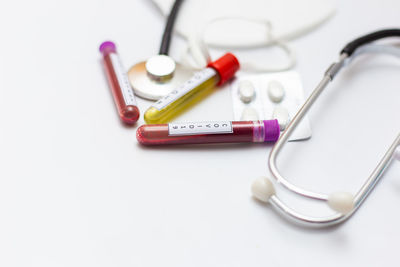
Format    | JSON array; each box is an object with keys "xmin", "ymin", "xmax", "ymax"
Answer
[
  {"xmin": 109, "ymin": 53, "xmax": 136, "ymax": 106},
  {"xmin": 152, "ymin": 68, "xmax": 217, "ymax": 110},
  {"xmin": 168, "ymin": 121, "xmax": 233, "ymax": 136}
]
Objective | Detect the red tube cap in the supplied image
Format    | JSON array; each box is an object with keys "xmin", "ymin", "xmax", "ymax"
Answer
[{"xmin": 207, "ymin": 53, "xmax": 240, "ymax": 86}]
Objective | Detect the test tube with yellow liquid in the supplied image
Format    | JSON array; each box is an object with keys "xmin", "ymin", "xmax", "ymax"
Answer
[{"xmin": 144, "ymin": 53, "xmax": 240, "ymax": 124}]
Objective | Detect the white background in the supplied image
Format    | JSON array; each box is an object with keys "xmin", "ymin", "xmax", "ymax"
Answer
[{"xmin": 0, "ymin": 0, "xmax": 399, "ymax": 266}]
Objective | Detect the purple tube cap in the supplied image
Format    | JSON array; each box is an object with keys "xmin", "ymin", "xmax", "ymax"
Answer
[
  {"xmin": 264, "ymin": 120, "xmax": 280, "ymax": 142},
  {"xmin": 99, "ymin": 41, "xmax": 116, "ymax": 54}
]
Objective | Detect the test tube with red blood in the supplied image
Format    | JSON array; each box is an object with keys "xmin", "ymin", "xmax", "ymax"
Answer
[
  {"xmin": 136, "ymin": 120, "xmax": 280, "ymax": 146},
  {"xmin": 100, "ymin": 41, "xmax": 139, "ymax": 124}
]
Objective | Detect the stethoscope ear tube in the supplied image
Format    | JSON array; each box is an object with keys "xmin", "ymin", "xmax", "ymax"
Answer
[
  {"xmin": 341, "ymin": 28, "xmax": 400, "ymax": 56},
  {"xmin": 159, "ymin": 0, "xmax": 185, "ymax": 55}
]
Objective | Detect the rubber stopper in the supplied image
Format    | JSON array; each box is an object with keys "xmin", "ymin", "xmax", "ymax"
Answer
[
  {"xmin": 207, "ymin": 53, "xmax": 240, "ymax": 86},
  {"xmin": 264, "ymin": 120, "xmax": 280, "ymax": 142}
]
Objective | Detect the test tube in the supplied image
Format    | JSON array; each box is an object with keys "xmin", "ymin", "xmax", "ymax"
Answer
[
  {"xmin": 144, "ymin": 53, "xmax": 240, "ymax": 124},
  {"xmin": 136, "ymin": 120, "xmax": 280, "ymax": 146},
  {"xmin": 100, "ymin": 41, "xmax": 139, "ymax": 124}
]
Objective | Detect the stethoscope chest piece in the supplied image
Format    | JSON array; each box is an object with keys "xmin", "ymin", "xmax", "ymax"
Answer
[
  {"xmin": 128, "ymin": 57, "xmax": 194, "ymax": 100},
  {"xmin": 127, "ymin": 0, "xmax": 192, "ymax": 101},
  {"xmin": 145, "ymin": 55, "xmax": 176, "ymax": 82}
]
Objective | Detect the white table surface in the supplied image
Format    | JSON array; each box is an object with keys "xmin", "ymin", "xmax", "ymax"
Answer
[{"xmin": 0, "ymin": 0, "xmax": 399, "ymax": 266}]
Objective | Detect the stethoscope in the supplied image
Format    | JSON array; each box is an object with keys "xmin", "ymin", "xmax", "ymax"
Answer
[
  {"xmin": 251, "ymin": 29, "xmax": 400, "ymax": 227},
  {"xmin": 127, "ymin": 0, "xmax": 194, "ymax": 100}
]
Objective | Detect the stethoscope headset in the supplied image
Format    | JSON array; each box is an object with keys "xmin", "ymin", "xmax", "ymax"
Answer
[{"xmin": 251, "ymin": 29, "xmax": 400, "ymax": 227}]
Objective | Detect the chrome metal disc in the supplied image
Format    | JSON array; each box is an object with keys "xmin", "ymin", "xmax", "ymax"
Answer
[
  {"xmin": 128, "ymin": 60, "xmax": 195, "ymax": 100},
  {"xmin": 145, "ymin": 55, "xmax": 176, "ymax": 82}
]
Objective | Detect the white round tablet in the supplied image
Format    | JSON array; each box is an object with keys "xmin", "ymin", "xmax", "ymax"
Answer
[
  {"xmin": 272, "ymin": 106, "xmax": 290, "ymax": 130},
  {"xmin": 267, "ymin": 80, "xmax": 285, "ymax": 103},
  {"xmin": 238, "ymin": 80, "xmax": 255, "ymax": 103},
  {"xmin": 241, "ymin": 107, "xmax": 259, "ymax": 121}
]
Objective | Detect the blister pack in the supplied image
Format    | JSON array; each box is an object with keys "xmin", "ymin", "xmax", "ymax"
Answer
[{"xmin": 231, "ymin": 71, "xmax": 311, "ymax": 141}]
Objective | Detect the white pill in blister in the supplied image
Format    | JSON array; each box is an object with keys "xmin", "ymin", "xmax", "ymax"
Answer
[
  {"xmin": 268, "ymin": 81, "xmax": 285, "ymax": 103},
  {"xmin": 238, "ymin": 80, "xmax": 255, "ymax": 103},
  {"xmin": 241, "ymin": 107, "xmax": 259, "ymax": 121},
  {"xmin": 272, "ymin": 106, "xmax": 290, "ymax": 130}
]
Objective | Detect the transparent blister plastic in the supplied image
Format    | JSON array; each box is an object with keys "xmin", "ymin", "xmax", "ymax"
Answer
[{"xmin": 231, "ymin": 71, "xmax": 312, "ymax": 141}]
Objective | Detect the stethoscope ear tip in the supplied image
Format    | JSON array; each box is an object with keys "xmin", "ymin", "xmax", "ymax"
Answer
[
  {"xmin": 251, "ymin": 177, "xmax": 275, "ymax": 203},
  {"xmin": 327, "ymin": 192, "xmax": 354, "ymax": 215},
  {"xmin": 251, "ymin": 176, "xmax": 356, "ymax": 215}
]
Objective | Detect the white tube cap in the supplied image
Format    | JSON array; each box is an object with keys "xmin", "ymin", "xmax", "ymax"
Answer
[
  {"xmin": 327, "ymin": 192, "xmax": 354, "ymax": 215},
  {"xmin": 251, "ymin": 177, "xmax": 275, "ymax": 203}
]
